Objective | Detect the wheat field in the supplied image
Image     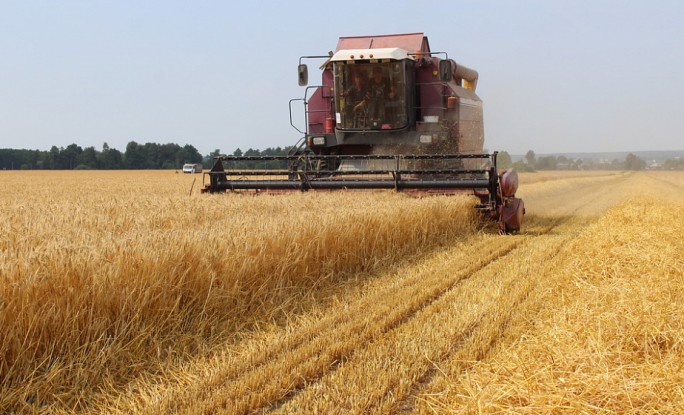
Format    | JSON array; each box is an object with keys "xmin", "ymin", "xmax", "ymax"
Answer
[{"xmin": 1, "ymin": 169, "xmax": 683, "ymax": 414}]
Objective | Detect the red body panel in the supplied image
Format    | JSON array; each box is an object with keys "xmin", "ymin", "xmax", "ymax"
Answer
[{"xmin": 307, "ymin": 70, "xmax": 334, "ymax": 135}]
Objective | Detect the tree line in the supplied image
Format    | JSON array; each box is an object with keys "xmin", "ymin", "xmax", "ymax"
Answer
[
  {"xmin": 3, "ymin": 143, "xmax": 682, "ymax": 171},
  {"xmin": 0, "ymin": 142, "xmax": 204, "ymax": 170},
  {"xmin": 496, "ymin": 150, "xmax": 683, "ymax": 171},
  {"xmin": 0, "ymin": 143, "xmax": 292, "ymax": 170}
]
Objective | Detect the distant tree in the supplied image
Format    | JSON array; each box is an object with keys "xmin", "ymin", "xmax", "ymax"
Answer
[
  {"xmin": 182, "ymin": 144, "xmax": 203, "ymax": 164},
  {"xmin": 77, "ymin": 146, "xmax": 99, "ymax": 169},
  {"xmin": 46, "ymin": 146, "xmax": 62, "ymax": 169},
  {"xmin": 624, "ymin": 153, "xmax": 646, "ymax": 170},
  {"xmin": 233, "ymin": 148, "xmax": 243, "ymax": 157},
  {"xmin": 242, "ymin": 148, "xmax": 261, "ymax": 168},
  {"xmin": 496, "ymin": 151, "xmax": 513, "ymax": 170},
  {"xmin": 203, "ymin": 149, "xmax": 222, "ymax": 166},
  {"xmin": 258, "ymin": 146, "xmax": 290, "ymax": 169},
  {"xmin": 610, "ymin": 158, "xmax": 623, "ymax": 170},
  {"xmin": 101, "ymin": 148, "xmax": 124, "ymax": 169},
  {"xmin": 157, "ymin": 143, "xmax": 180, "ymax": 168},
  {"xmin": 525, "ymin": 150, "xmax": 536, "ymax": 167},
  {"xmin": 513, "ymin": 160, "xmax": 535, "ymax": 172},
  {"xmin": 62, "ymin": 144, "xmax": 83, "ymax": 169},
  {"xmin": 663, "ymin": 158, "xmax": 684, "ymax": 170},
  {"xmin": 99, "ymin": 142, "xmax": 124, "ymax": 169},
  {"xmin": 536, "ymin": 155, "xmax": 558, "ymax": 170},
  {"xmin": 556, "ymin": 155, "xmax": 573, "ymax": 170},
  {"xmin": 0, "ymin": 148, "xmax": 44, "ymax": 170},
  {"xmin": 125, "ymin": 141, "xmax": 147, "ymax": 169}
]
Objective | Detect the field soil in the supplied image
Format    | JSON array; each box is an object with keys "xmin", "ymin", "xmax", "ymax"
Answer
[{"xmin": 1, "ymin": 170, "xmax": 683, "ymax": 414}]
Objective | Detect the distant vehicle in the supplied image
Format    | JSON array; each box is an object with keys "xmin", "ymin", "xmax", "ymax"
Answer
[{"xmin": 182, "ymin": 163, "xmax": 202, "ymax": 174}]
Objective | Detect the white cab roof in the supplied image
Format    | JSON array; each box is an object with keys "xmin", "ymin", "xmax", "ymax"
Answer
[{"xmin": 330, "ymin": 47, "xmax": 413, "ymax": 62}]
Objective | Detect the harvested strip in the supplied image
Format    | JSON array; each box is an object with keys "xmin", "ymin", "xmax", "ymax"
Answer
[
  {"xmin": 121, "ymin": 236, "xmax": 523, "ymax": 414},
  {"xmin": 96, "ymin": 171, "xmax": 638, "ymax": 414},
  {"xmin": 272, "ymin": 213, "xmax": 591, "ymax": 414},
  {"xmin": 416, "ymin": 197, "xmax": 684, "ymax": 413}
]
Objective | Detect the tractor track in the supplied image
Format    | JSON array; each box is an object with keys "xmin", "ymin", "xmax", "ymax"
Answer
[
  {"xmin": 182, "ymin": 237, "xmax": 527, "ymax": 415},
  {"xmin": 384, "ymin": 172, "xmax": 652, "ymax": 414},
  {"xmin": 391, "ymin": 217, "xmax": 587, "ymax": 414},
  {"xmin": 271, "ymin": 191, "xmax": 601, "ymax": 414},
  {"xmin": 199, "ymin": 211, "xmax": 582, "ymax": 415},
  {"xmin": 123, "ymin": 172, "xmax": 638, "ymax": 415},
  {"xmin": 273, "ymin": 172, "xmax": 646, "ymax": 413},
  {"xmin": 136, "ymin": 234, "xmax": 522, "ymax": 414},
  {"xmin": 262, "ymin": 256, "xmax": 514, "ymax": 415}
]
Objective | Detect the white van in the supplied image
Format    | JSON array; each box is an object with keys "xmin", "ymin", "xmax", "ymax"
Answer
[{"xmin": 182, "ymin": 163, "xmax": 202, "ymax": 173}]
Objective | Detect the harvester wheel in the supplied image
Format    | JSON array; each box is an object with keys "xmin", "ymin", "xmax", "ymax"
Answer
[{"xmin": 499, "ymin": 197, "xmax": 524, "ymax": 235}]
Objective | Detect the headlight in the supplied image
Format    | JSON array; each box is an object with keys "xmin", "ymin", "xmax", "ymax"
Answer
[{"xmin": 312, "ymin": 136, "xmax": 326, "ymax": 146}]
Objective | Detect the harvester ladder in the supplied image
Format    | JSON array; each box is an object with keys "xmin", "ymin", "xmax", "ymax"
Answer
[{"xmin": 414, "ymin": 81, "xmax": 451, "ymax": 122}]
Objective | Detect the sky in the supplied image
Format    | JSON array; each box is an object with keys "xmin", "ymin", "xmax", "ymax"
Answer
[{"xmin": 1, "ymin": 0, "xmax": 683, "ymax": 156}]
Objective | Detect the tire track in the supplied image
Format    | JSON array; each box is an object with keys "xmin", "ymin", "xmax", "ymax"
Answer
[
  {"xmin": 272, "ymin": 213, "xmax": 594, "ymax": 414},
  {"xmin": 406, "ymin": 188, "xmax": 684, "ymax": 414},
  {"xmin": 133, "ymin": 172, "xmax": 635, "ymax": 414},
  {"xmin": 270, "ymin": 173, "xmax": 638, "ymax": 414},
  {"xmin": 391, "ymin": 219, "xmax": 589, "ymax": 414},
  {"xmin": 381, "ymin": 173, "xmax": 650, "ymax": 413},
  {"xmin": 128, "ymin": 232, "xmax": 522, "ymax": 414},
  {"xmin": 186, "ymin": 238, "xmax": 527, "ymax": 415}
]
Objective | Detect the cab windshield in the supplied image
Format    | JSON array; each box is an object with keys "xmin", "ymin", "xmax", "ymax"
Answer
[{"xmin": 334, "ymin": 61, "xmax": 407, "ymax": 130}]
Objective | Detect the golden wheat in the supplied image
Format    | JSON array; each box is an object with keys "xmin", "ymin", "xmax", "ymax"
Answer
[
  {"xmin": 415, "ymin": 179, "xmax": 684, "ymax": 413},
  {"xmin": 2, "ymin": 170, "xmax": 681, "ymax": 414},
  {"xmin": 96, "ymin": 170, "xmax": 661, "ymax": 414},
  {"xmin": 0, "ymin": 170, "xmax": 478, "ymax": 412}
]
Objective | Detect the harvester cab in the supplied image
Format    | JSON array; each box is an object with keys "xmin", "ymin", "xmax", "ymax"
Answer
[{"xmin": 203, "ymin": 33, "xmax": 524, "ymax": 233}]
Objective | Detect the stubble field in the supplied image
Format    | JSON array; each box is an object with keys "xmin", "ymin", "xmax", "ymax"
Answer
[{"xmin": 1, "ymin": 169, "xmax": 683, "ymax": 414}]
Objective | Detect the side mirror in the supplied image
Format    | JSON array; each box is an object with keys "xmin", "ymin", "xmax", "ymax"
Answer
[
  {"xmin": 439, "ymin": 60, "xmax": 453, "ymax": 82},
  {"xmin": 298, "ymin": 64, "xmax": 308, "ymax": 86}
]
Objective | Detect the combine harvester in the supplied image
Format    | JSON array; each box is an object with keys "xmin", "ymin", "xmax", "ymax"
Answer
[{"xmin": 203, "ymin": 33, "xmax": 524, "ymax": 233}]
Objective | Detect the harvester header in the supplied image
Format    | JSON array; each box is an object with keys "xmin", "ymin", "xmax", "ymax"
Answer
[{"xmin": 203, "ymin": 32, "xmax": 524, "ymax": 233}]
